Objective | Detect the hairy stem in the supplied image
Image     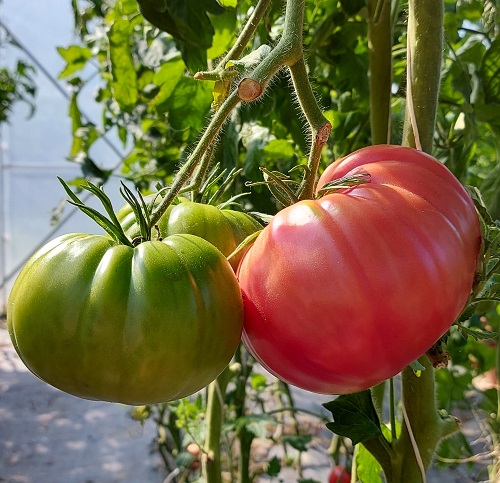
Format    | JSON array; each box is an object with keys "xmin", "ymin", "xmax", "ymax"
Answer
[
  {"xmin": 288, "ymin": 57, "xmax": 332, "ymax": 200},
  {"xmin": 368, "ymin": 0, "xmax": 392, "ymax": 144},
  {"xmin": 149, "ymin": 92, "xmax": 240, "ymax": 228},
  {"xmin": 402, "ymin": 0, "xmax": 443, "ymax": 153},
  {"xmin": 220, "ymin": 0, "xmax": 272, "ymax": 68}
]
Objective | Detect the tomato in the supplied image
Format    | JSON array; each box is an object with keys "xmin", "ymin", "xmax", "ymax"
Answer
[
  {"xmin": 118, "ymin": 198, "xmax": 262, "ymax": 270},
  {"xmin": 329, "ymin": 466, "xmax": 351, "ymax": 483},
  {"xmin": 8, "ymin": 233, "xmax": 243, "ymax": 405},
  {"xmin": 238, "ymin": 145, "xmax": 481, "ymax": 394}
]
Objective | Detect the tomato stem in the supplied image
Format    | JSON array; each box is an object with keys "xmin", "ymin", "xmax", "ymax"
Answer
[
  {"xmin": 148, "ymin": 91, "xmax": 241, "ymax": 229},
  {"xmin": 288, "ymin": 57, "xmax": 332, "ymax": 200},
  {"xmin": 194, "ymin": 0, "xmax": 272, "ymax": 81},
  {"xmin": 367, "ymin": 0, "xmax": 393, "ymax": 144},
  {"xmin": 401, "ymin": 0, "xmax": 444, "ymax": 153},
  {"xmin": 203, "ymin": 363, "xmax": 240, "ymax": 483}
]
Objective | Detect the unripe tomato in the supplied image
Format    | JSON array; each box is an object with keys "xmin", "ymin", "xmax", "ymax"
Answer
[
  {"xmin": 238, "ymin": 145, "xmax": 481, "ymax": 394},
  {"xmin": 8, "ymin": 233, "xmax": 243, "ymax": 404},
  {"xmin": 329, "ymin": 466, "xmax": 351, "ymax": 483},
  {"xmin": 118, "ymin": 198, "xmax": 262, "ymax": 270}
]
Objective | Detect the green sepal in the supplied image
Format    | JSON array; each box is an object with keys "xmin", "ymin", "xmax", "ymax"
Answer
[{"xmin": 58, "ymin": 177, "xmax": 133, "ymax": 247}]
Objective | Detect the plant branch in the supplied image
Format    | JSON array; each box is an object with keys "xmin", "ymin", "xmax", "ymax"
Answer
[
  {"xmin": 401, "ymin": 0, "xmax": 443, "ymax": 153},
  {"xmin": 220, "ymin": 0, "xmax": 272, "ymax": 68},
  {"xmin": 195, "ymin": 0, "xmax": 272, "ymax": 80},
  {"xmin": 148, "ymin": 91, "xmax": 241, "ymax": 228},
  {"xmin": 288, "ymin": 57, "xmax": 331, "ymax": 200},
  {"xmin": 390, "ymin": 357, "xmax": 460, "ymax": 480},
  {"xmin": 368, "ymin": 0, "xmax": 392, "ymax": 144},
  {"xmin": 203, "ymin": 363, "xmax": 240, "ymax": 483}
]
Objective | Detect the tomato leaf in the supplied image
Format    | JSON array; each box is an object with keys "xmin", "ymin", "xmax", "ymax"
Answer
[
  {"xmin": 479, "ymin": 37, "xmax": 500, "ymax": 104},
  {"xmin": 57, "ymin": 45, "xmax": 93, "ymax": 79},
  {"xmin": 355, "ymin": 443, "xmax": 384, "ymax": 483},
  {"xmin": 266, "ymin": 455, "xmax": 281, "ymax": 477},
  {"xmin": 283, "ymin": 434, "xmax": 312, "ymax": 452},
  {"xmin": 454, "ymin": 323, "xmax": 498, "ymax": 341},
  {"xmin": 323, "ymin": 391, "xmax": 384, "ymax": 445},
  {"xmin": 108, "ymin": 18, "xmax": 138, "ymax": 111}
]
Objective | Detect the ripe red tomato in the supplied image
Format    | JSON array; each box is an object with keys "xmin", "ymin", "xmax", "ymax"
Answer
[
  {"xmin": 329, "ymin": 466, "xmax": 350, "ymax": 483},
  {"xmin": 238, "ymin": 145, "xmax": 481, "ymax": 394}
]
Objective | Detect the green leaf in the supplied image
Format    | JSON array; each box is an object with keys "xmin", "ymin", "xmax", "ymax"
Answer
[
  {"xmin": 480, "ymin": 37, "xmax": 500, "ymax": 104},
  {"xmin": 238, "ymin": 414, "xmax": 276, "ymax": 439},
  {"xmin": 454, "ymin": 323, "xmax": 498, "ymax": 341},
  {"xmin": 208, "ymin": 9, "xmax": 237, "ymax": 60},
  {"xmin": 69, "ymin": 92, "xmax": 83, "ymax": 157},
  {"xmin": 250, "ymin": 373, "xmax": 268, "ymax": 390},
  {"xmin": 263, "ymin": 139, "xmax": 296, "ymax": 160},
  {"xmin": 164, "ymin": 77, "xmax": 213, "ymax": 133},
  {"xmin": 266, "ymin": 455, "xmax": 281, "ymax": 477},
  {"xmin": 219, "ymin": 0, "xmax": 237, "ymax": 6},
  {"xmin": 282, "ymin": 434, "xmax": 312, "ymax": 452},
  {"xmin": 150, "ymin": 57, "xmax": 186, "ymax": 110},
  {"xmin": 108, "ymin": 18, "xmax": 138, "ymax": 110},
  {"xmin": 57, "ymin": 46, "xmax": 93, "ymax": 79},
  {"xmin": 355, "ymin": 443, "xmax": 384, "ymax": 483},
  {"xmin": 323, "ymin": 391, "xmax": 383, "ymax": 445}
]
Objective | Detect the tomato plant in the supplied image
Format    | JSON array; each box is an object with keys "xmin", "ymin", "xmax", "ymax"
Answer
[
  {"xmin": 329, "ymin": 465, "xmax": 350, "ymax": 483},
  {"xmin": 238, "ymin": 145, "xmax": 481, "ymax": 394},
  {"xmin": 7, "ymin": 184, "xmax": 244, "ymax": 405}
]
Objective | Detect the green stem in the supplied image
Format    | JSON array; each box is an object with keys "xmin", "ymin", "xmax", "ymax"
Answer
[
  {"xmin": 370, "ymin": 381, "xmax": 386, "ymax": 420},
  {"xmin": 149, "ymin": 91, "xmax": 241, "ymax": 228},
  {"xmin": 288, "ymin": 57, "xmax": 332, "ymax": 200},
  {"xmin": 219, "ymin": 0, "xmax": 272, "ymax": 68},
  {"xmin": 233, "ymin": 346, "xmax": 254, "ymax": 483},
  {"xmin": 390, "ymin": 357, "xmax": 459, "ymax": 481},
  {"xmin": 195, "ymin": 0, "xmax": 272, "ymax": 79},
  {"xmin": 401, "ymin": 0, "xmax": 444, "ymax": 153},
  {"xmin": 202, "ymin": 364, "xmax": 240, "ymax": 483},
  {"xmin": 368, "ymin": 0, "xmax": 392, "ymax": 144},
  {"xmin": 245, "ymin": 0, "xmax": 305, "ymax": 89},
  {"xmin": 389, "ymin": 378, "xmax": 396, "ymax": 442}
]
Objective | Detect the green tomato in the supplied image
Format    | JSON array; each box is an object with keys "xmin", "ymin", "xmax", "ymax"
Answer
[
  {"xmin": 8, "ymin": 233, "xmax": 243, "ymax": 405},
  {"xmin": 118, "ymin": 198, "xmax": 262, "ymax": 270}
]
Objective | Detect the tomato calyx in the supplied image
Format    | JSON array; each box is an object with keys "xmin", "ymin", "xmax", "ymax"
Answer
[
  {"xmin": 58, "ymin": 176, "xmax": 135, "ymax": 247},
  {"xmin": 316, "ymin": 172, "xmax": 371, "ymax": 198}
]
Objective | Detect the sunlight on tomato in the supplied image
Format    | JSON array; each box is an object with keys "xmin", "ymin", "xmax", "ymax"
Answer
[{"xmin": 238, "ymin": 145, "xmax": 481, "ymax": 394}]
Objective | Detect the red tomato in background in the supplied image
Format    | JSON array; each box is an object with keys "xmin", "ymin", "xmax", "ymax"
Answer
[
  {"xmin": 238, "ymin": 145, "xmax": 481, "ymax": 394},
  {"xmin": 329, "ymin": 466, "xmax": 351, "ymax": 483}
]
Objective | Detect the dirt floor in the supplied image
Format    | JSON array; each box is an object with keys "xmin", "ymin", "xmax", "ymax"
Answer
[{"xmin": 0, "ymin": 317, "xmax": 334, "ymax": 483}]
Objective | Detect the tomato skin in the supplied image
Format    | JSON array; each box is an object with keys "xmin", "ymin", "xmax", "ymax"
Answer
[
  {"xmin": 329, "ymin": 466, "xmax": 350, "ymax": 483},
  {"xmin": 118, "ymin": 199, "xmax": 262, "ymax": 270},
  {"xmin": 238, "ymin": 145, "xmax": 481, "ymax": 395},
  {"xmin": 8, "ymin": 233, "xmax": 243, "ymax": 405}
]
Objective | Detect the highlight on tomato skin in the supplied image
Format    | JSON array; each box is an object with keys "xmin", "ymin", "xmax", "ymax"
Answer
[{"xmin": 238, "ymin": 145, "xmax": 482, "ymax": 395}]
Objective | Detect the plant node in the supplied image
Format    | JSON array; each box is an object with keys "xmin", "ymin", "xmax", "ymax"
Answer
[{"xmin": 237, "ymin": 78, "xmax": 263, "ymax": 102}]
